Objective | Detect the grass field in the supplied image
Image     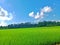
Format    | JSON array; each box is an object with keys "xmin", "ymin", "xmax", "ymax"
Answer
[{"xmin": 0, "ymin": 26, "xmax": 60, "ymax": 45}]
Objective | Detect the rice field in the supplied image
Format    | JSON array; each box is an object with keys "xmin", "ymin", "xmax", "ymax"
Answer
[{"xmin": 0, "ymin": 26, "xmax": 60, "ymax": 45}]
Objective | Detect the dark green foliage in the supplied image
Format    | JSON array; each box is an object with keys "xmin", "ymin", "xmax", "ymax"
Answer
[
  {"xmin": 7, "ymin": 21, "xmax": 60, "ymax": 28},
  {"xmin": 0, "ymin": 21, "xmax": 60, "ymax": 28}
]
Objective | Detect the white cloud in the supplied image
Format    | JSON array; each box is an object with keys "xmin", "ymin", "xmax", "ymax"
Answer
[
  {"xmin": 29, "ymin": 12, "xmax": 34, "ymax": 17},
  {"xmin": 0, "ymin": 21, "xmax": 7, "ymax": 26},
  {"xmin": 0, "ymin": 7, "xmax": 13, "ymax": 26},
  {"xmin": 29, "ymin": 6, "xmax": 52, "ymax": 19},
  {"xmin": 41, "ymin": 6, "xmax": 52, "ymax": 12},
  {"xmin": 34, "ymin": 12, "xmax": 40, "ymax": 19}
]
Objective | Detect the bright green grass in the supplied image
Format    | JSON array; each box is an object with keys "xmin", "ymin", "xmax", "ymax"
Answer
[{"xmin": 0, "ymin": 26, "xmax": 60, "ymax": 45}]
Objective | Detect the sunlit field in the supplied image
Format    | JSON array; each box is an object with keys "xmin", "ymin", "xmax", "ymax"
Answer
[{"xmin": 0, "ymin": 26, "xmax": 60, "ymax": 45}]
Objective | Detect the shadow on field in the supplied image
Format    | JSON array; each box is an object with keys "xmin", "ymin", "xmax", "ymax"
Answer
[
  {"xmin": 52, "ymin": 42, "xmax": 60, "ymax": 45},
  {"xmin": 38, "ymin": 42, "xmax": 60, "ymax": 45}
]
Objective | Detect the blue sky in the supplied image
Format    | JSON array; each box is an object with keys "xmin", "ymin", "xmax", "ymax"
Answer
[{"xmin": 0, "ymin": 0, "xmax": 60, "ymax": 26}]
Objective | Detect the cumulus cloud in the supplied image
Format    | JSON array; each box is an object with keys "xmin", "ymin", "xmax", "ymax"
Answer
[
  {"xmin": 29, "ymin": 12, "xmax": 34, "ymax": 17},
  {"xmin": 41, "ymin": 6, "xmax": 52, "ymax": 12},
  {"xmin": 29, "ymin": 6, "xmax": 52, "ymax": 19},
  {"xmin": 0, "ymin": 21, "xmax": 7, "ymax": 26},
  {"xmin": 34, "ymin": 12, "xmax": 40, "ymax": 19},
  {"xmin": 0, "ymin": 7, "xmax": 13, "ymax": 26}
]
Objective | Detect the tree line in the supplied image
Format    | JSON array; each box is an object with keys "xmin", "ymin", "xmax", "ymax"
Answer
[{"xmin": 0, "ymin": 21, "xmax": 60, "ymax": 29}]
